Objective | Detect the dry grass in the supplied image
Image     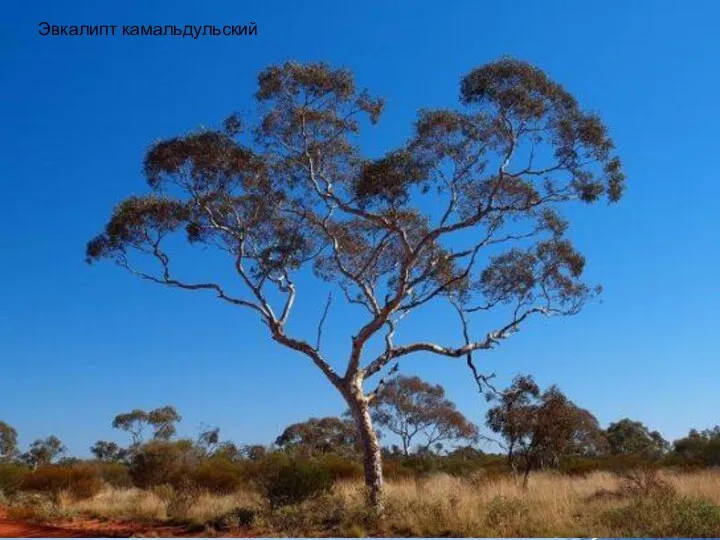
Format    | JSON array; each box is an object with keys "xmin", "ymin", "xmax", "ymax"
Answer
[
  {"xmin": 59, "ymin": 486, "xmax": 261, "ymax": 524},
  {"xmin": 42, "ymin": 470, "xmax": 720, "ymax": 536},
  {"xmin": 329, "ymin": 471, "xmax": 621, "ymax": 536},
  {"xmin": 670, "ymin": 469, "xmax": 720, "ymax": 505}
]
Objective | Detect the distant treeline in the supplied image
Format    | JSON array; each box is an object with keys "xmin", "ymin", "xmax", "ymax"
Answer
[{"xmin": 1, "ymin": 374, "xmax": 718, "ymax": 502}]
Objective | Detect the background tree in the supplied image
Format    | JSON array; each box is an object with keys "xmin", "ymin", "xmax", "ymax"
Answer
[
  {"xmin": 21, "ymin": 436, "xmax": 66, "ymax": 469},
  {"xmin": 532, "ymin": 385, "xmax": 607, "ymax": 468},
  {"xmin": 0, "ymin": 421, "xmax": 18, "ymax": 463},
  {"xmin": 90, "ymin": 440, "xmax": 126, "ymax": 462},
  {"xmin": 606, "ymin": 418, "xmax": 669, "ymax": 459},
  {"xmin": 112, "ymin": 409, "xmax": 148, "ymax": 447},
  {"xmin": 148, "ymin": 406, "xmax": 182, "ymax": 441},
  {"xmin": 672, "ymin": 427, "xmax": 720, "ymax": 468},
  {"xmin": 197, "ymin": 427, "xmax": 221, "ymax": 455},
  {"xmin": 485, "ymin": 374, "xmax": 539, "ymax": 478},
  {"xmin": 241, "ymin": 444, "xmax": 268, "ymax": 461},
  {"xmin": 87, "ymin": 59, "xmax": 624, "ymax": 510},
  {"xmin": 370, "ymin": 376, "xmax": 478, "ymax": 456},
  {"xmin": 487, "ymin": 375, "xmax": 604, "ymax": 486},
  {"xmin": 276, "ymin": 417, "xmax": 359, "ymax": 457},
  {"xmin": 112, "ymin": 406, "xmax": 182, "ymax": 447}
]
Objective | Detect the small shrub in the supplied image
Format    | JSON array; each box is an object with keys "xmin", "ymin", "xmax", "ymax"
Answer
[
  {"xmin": 381, "ymin": 459, "xmax": 415, "ymax": 480},
  {"xmin": 398, "ymin": 454, "xmax": 438, "ymax": 476},
  {"xmin": 0, "ymin": 463, "xmax": 27, "ymax": 495},
  {"xmin": 617, "ymin": 465, "xmax": 672, "ymax": 497},
  {"xmin": 316, "ymin": 455, "xmax": 363, "ymax": 481},
  {"xmin": 96, "ymin": 462, "xmax": 131, "ymax": 488},
  {"xmin": 129, "ymin": 439, "xmax": 198, "ymax": 489},
  {"xmin": 560, "ymin": 457, "xmax": 601, "ymax": 477},
  {"xmin": 194, "ymin": 457, "xmax": 244, "ymax": 494},
  {"xmin": 484, "ymin": 495, "xmax": 536, "ymax": 537},
  {"xmin": 152, "ymin": 483, "xmax": 199, "ymax": 520},
  {"xmin": 21, "ymin": 464, "xmax": 102, "ymax": 501},
  {"xmin": 166, "ymin": 489, "xmax": 199, "ymax": 520},
  {"xmin": 259, "ymin": 459, "xmax": 333, "ymax": 509}
]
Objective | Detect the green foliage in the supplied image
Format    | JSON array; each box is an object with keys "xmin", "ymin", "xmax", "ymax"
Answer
[
  {"xmin": 275, "ymin": 417, "xmax": 359, "ymax": 458},
  {"xmin": 606, "ymin": 418, "xmax": 669, "ymax": 458},
  {"xmin": 315, "ymin": 454, "xmax": 363, "ymax": 481},
  {"xmin": 0, "ymin": 462, "xmax": 27, "ymax": 495},
  {"xmin": 21, "ymin": 464, "xmax": 103, "ymax": 500},
  {"xmin": 672, "ymin": 426, "xmax": 720, "ymax": 468},
  {"xmin": 129, "ymin": 439, "xmax": 198, "ymax": 489},
  {"xmin": 371, "ymin": 376, "xmax": 478, "ymax": 455},
  {"xmin": 602, "ymin": 488, "xmax": 720, "ymax": 537},
  {"xmin": 194, "ymin": 456, "xmax": 244, "ymax": 494},
  {"xmin": 21, "ymin": 435, "xmax": 66, "ymax": 467},
  {"xmin": 487, "ymin": 375, "xmax": 606, "ymax": 482},
  {"xmin": 90, "ymin": 440, "xmax": 126, "ymax": 462},
  {"xmin": 558, "ymin": 456, "xmax": 602, "ymax": 476},
  {"xmin": 0, "ymin": 421, "xmax": 18, "ymax": 462},
  {"xmin": 111, "ymin": 405, "xmax": 182, "ymax": 446},
  {"xmin": 254, "ymin": 455, "xmax": 334, "ymax": 509},
  {"xmin": 96, "ymin": 461, "xmax": 132, "ymax": 488}
]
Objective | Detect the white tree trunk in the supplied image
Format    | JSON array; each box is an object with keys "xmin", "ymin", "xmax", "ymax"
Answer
[{"xmin": 344, "ymin": 380, "xmax": 384, "ymax": 513}]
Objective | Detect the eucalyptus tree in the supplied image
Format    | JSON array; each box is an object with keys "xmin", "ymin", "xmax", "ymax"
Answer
[
  {"xmin": 112, "ymin": 405, "xmax": 182, "ymax": 447},
  {"xmin": 371, "ymin": 375, "xmax": 478, "ymax": 456},
  {"xmin": 87, "ymin": 58, "xmax": 624, "ymax": 510},
  {"xmin": 21, "ymin": 436, "xmax": 66, "ymax": 469},
  {"xmin": 275, "ymin": 416, "xmax": 359, "ymax": 457},
  {"xmin": 0, "ymin": 421, "xmax": 18, "ymax": 462},
  {"xmin": 486, "ymin": 375, "xmax": 606, "ymax": 486}
]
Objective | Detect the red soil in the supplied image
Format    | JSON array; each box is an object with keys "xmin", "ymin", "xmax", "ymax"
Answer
[{"xmin": 0, "ymin": 507, "xmax": 254, "ymax": 538}]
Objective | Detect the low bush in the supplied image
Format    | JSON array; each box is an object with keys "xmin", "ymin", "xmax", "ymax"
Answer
[
  {"xmin": 96, "ymin": 462, "xmax": 132, "ymax": 488},
  {"xmin": 151, "ymin": 483, "xmax": 200, "ymax": 520},
  {"xmin": 559, "ymin": 456, "xmax": 602, "ymax": 477},
  {"xmin": 194, "ymin": 456, "xmax": 244, "ymax": 494},
  {"xmin": 484, "ymin": 495, "xmax": 536, "ymax": 537},
  {"xmin": 0, "ymin": 462, "xmax": 27, "ymax": 495},
  {"xmin": 129, "ymin": 439, "xmax": 198, "ymax": 489},
  {"xmin": 602, "ymin": 488, "xmax": 720, "ymax": 537},
  {"xmin": 316, "ymin": 454, "xmax": 363, "ymax": 481},
  {"xmin": 21, "ymin": 464, "xmax": 103, "ymax": 500},
  {"xmin": 381, "ymin": 459, "xmax": 415, "ymax": 480},
  {"xmin": 256, "ymin": 457, "xmax": 334, "ymax": 509}
]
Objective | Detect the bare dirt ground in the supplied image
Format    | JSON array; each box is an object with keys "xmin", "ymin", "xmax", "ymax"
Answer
[
  {"xmin": 0, "ymin": 508, "xmax": 115, "ymax": 537},
  {"xmin": 0, "ymin": 507, "xmax": 252, "ymax": 538}
]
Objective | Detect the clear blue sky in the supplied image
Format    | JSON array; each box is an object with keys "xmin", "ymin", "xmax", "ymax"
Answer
[{"xmin": 2, "ymin": 1, "xmax": 719, "ymax": 457}]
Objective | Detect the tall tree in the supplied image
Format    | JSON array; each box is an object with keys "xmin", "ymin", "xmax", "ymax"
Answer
[
  {"xmin": 87, "ymin": 59, "xmax": 624, "ymax": 510},
  {"xmin": 0, "ymin": 421, "xmax": 18, "ymax": 463},
  {"xmin": 371, "ymin": 376, "xmax": 478, "ymax": 455},
  {"xmin": 606, "ymin": 418, "xmax": 669, "ymax": 459}
]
